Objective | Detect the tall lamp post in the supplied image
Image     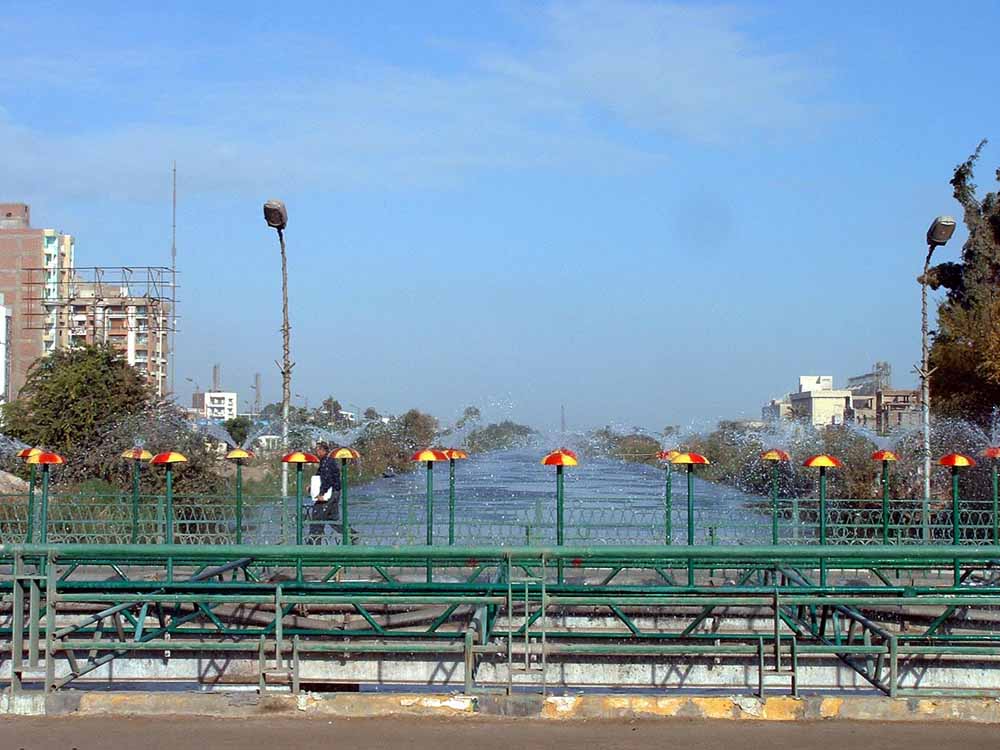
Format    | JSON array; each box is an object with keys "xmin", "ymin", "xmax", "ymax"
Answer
[
  {"xmin": 919, "ymin": 216, "xmax": 957, "ymax": 528},
  {"xmin": 264, "ymin": 199, "xmax": 292, "ymax": 500}
]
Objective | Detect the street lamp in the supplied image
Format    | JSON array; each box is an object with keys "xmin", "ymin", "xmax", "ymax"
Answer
[
  {"xmin": 264, "ymin": 199, "xmax": 292, "ymax": 499},
  {"xmin": 919, "ymin": 215, "xmax": 957, "ymax": 523}
]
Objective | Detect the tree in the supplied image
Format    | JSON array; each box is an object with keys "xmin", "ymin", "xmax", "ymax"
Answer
[
  {"xmin": 3, "ymin": 344, "xmax": 150, "ymax": 453},
  {"xmin": 364, "ymin": 407, "xmax": 380, "ymax": 421},
  {"xmin": 928, "ymin": 140, "xmax": 1000, "ymax": 426},
  {"xmin": 223, "ymin": 415, "xmax": 253, "ymax": 447}
]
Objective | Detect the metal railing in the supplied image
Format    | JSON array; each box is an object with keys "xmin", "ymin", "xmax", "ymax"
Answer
[{"xmin": 0, "ymin": 491, "xmax": 997, "ymax": 547}]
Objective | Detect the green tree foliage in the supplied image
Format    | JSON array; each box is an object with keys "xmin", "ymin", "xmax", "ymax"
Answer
[
  {"xmin": 223, "ymin": 415, "xmax": 253, "ymax": 446},
  {"xmin": 2, "ymin": 345, "xmax": 224, "ymax": 493},
  {"xmin": 3, "ymin": 344, "xmax": 149, "ymax": 453},
  {"xmin": 465, "ymin": 421, "xmax": 536, "ymax": 453},
  {"xmin": 585, "ymin": 427, "xmax": 661, "ymax": 465},
  {"xmin": 928, "ymin": 140, "xmax": 1000, "ymax": 426},
  {"xmin": 456, "ymin": 406, "xmax": 481, "ymax": 430},
  {"xmin": 363, "ymin": 407, "xmax": 380, "ymax": 421},
  {"xmin": 352, "ymin": 408, "xmax": 439, "ymax": 482}
]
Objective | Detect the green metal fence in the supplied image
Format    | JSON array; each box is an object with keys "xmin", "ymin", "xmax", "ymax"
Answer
[{"xmin": 0, "ymin": 492, "xmax": 997, "ymax": 547}]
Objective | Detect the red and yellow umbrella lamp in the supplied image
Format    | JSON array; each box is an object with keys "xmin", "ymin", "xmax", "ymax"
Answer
[
  {"xmin": 122, "ymin": 448, "xmax": 153, "ymax": 544},
  {"xmin": 940, "ymin": 453, "xmax": 976, "ymax": 546},
  {"xmin": 17, "ymin": 447, "xmax": 41, "ymax": 543},
  {"xmin": 802, "ymin": 454, "xmax": 842, "ymax": 545},
  {"xmin": 332, "ymin": 447, "xmax": 361, "ymax": 545},
  {"xmin": 282, "ymin": 451, "xmax": 319, "ymax": 545},
  {"xmin": 150, "ymin": 452, "xmax": 187, "ymax": 546},
  {"xmin": 761, "ymin": 449, "xmax": 791, "ymax": 545},
  {"xmin": 871, "ymin": 450, "xmax": 899, "ymax": 544},
  {"xmin": 225, "ymin": 448, "xmax": 253, "ymax": 544},
  {"xmin": 25, "ymin": 451, "xmax": 64, "ymax": 545}
]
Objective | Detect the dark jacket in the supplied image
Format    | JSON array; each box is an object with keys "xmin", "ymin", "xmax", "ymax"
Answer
[{"xmin": 316, "ymin": 454, "xmax": 341, "ymax": 499}]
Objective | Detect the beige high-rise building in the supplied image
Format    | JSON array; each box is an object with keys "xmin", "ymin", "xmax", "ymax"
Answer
[
  {"xmin": 0, "ymin": 203, "xmax": 75, "ymax": 396},
  {"xmin": 0, "ymin": 203, "xmax": 172, "ymax": 398}
]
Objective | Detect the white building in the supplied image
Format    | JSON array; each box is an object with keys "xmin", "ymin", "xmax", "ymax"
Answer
[
  {"xmin": 192, "ymin": 391, "xmax": 238, "ymax": 422},
  {"xmin": 763, "ymin": 375, "xmax": 852, "ymax": 427},
  {"xmin": 0, "ymin": 295, "xmax": 10, "ymax": 404}
]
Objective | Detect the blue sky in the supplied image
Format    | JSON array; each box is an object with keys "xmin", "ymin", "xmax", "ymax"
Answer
[{"xmin": 2, "ymin": 1, "xmax": 997, "ymax": 432}]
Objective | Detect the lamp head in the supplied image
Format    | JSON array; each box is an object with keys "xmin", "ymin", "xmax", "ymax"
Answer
[
  {"xmin": 926, "ymin": 216, "xmax": 956, "ymax": 248},
  {"xmin": 263, "ymin": 199, "xmax": 288, "ymax": 230}
]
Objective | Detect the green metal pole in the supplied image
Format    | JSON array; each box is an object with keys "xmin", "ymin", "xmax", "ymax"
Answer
[
  {"xmin": 39, "ymin": 465, "xmax": 50, "ymax": 545},
  {"xmin": 165, "ymin": 466, "xmax": 174, "ymax": 545},
  {"xmin": 557, "ymin": 464, "xmax": 565, "ymax": 585},
  {"xmin": 819, "ymin": 466, "xmax": 827, "ymax": 545},
  {"xmin": 992, "ymin": 465, "xmax": 998, "ymax": 546},
  {"xmin": 687, "ymin": 464, "xmax": 695, "ymax": 587},
  {"xmin": 952, "ymin": 466, "xmax": 960, "ymax": 546},
  {"xmin": 131, "ymin": 459, "xmax": 141, "ymax": 544},
  {"xmin": 426, "ymin": 460, "xmax": 434, "ymax": 583},
  {"xmin": 295, "ymin": 464, "xmax": 304, "ymax": 545},
  {"xmin": 341, "ymin": 458, "xmax": 350, "ymax": 546},
  {"xmin": 686, "ymin": 465, "xmax": 694, "ymax": 545},
  {"xmin": 770, "ymin": 463, "xmax": 779, "ymax": 545},
  {"xmin": 25, "ymin": 465, "xmax": 36, "ymax": 544},
  {"xmin": 818, "ymin": 466, "xmax": 828, "ymax": 587},
  {"xmin": 449, "ymin": 458, "xmax": 456, "ymax": 546},
  {"xmin": 881, "ymin": 460, "xmax": 890, "ymax": 545},
  {"xmin": 664, "ymin": 464, "xmax": 672, "ymax": 545},
  {"xmin": 235, "ymin": 460, "xmax": 243, "ymax": 545}
]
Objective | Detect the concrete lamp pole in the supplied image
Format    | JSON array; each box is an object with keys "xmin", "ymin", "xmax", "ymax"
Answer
[
  {"xmin": 919, "ymin": 215, "xmax": 956, "ymax": 538},
  {"xmin": 264, "ymin": 199, "xmax": 292, "ymax": 500}
]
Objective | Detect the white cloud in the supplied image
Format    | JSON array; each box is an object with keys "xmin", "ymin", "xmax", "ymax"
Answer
[{"xmin": 0, "ymin": 2, "xmax": 827, "ymax": 199}]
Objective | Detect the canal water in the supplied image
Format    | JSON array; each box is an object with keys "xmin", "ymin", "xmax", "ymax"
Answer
[{"xmin": 340, "ymin": 449, "xmax": 771, "ymax": 546}]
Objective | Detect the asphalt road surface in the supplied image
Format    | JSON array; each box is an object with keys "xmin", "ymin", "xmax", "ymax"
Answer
[{"xmin": 3, "ymin": 716, "xmax": 1000, "ymax": 750}]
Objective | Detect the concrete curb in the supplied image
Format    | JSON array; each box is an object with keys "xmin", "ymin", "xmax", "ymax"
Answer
[{"xmin": 3, "ymin": 692, "xmax": 999, "ymax": 723}]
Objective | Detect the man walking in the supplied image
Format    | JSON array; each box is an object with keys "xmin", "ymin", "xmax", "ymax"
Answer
[{"xmin": 308, "ymin": 442, "xmax": 341, "ymax": 543}]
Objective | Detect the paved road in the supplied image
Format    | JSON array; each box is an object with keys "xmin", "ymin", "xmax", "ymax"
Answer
[{"xmin": 2, "ymin": 716, "xmax": 999, "ymax": 750}]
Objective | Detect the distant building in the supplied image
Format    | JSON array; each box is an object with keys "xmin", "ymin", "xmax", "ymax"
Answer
[
  {"xmin": 847, "ymin": 362, "xmax": 892, "ymax": 395},
  {"xmin": 62, "ymin": 280, "xmax": 170, "ymax": 397},
  {"xmin": 192, "ymin": 391, "xmax": 238, "ymax": 422},
  {"xmin": 876, "ymin": 389, "xmax": 921, "ymax": 433},
  {"xmin": 762, "ymin": 397, "xmax": 792, "ymax": 422},
  {"xmin": 0, "ymin": 203, "xmax": 75, "ymax": 396},
  {"xmin": 764, "ymin": 375, "xmax": 851, "ymax": 427},
  {"xmin": 850, "ymin": 393, "xmax": 877, "ymax": 428},
  {"xmin": 0, "ymin": 203, "xmax": 173, "ymax": 398},
  {"xmin": 798, "ymin": 375, "xmax": 833, "ymax": 393},
  {"xmin": 790, "ymin": 388, "xmax": 853, "ymax": 427}
]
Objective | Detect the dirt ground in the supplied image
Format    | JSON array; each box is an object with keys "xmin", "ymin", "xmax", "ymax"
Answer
[{"xmin": 3, "ymin": 716, "xmax": 1000, "ymax": 750}]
